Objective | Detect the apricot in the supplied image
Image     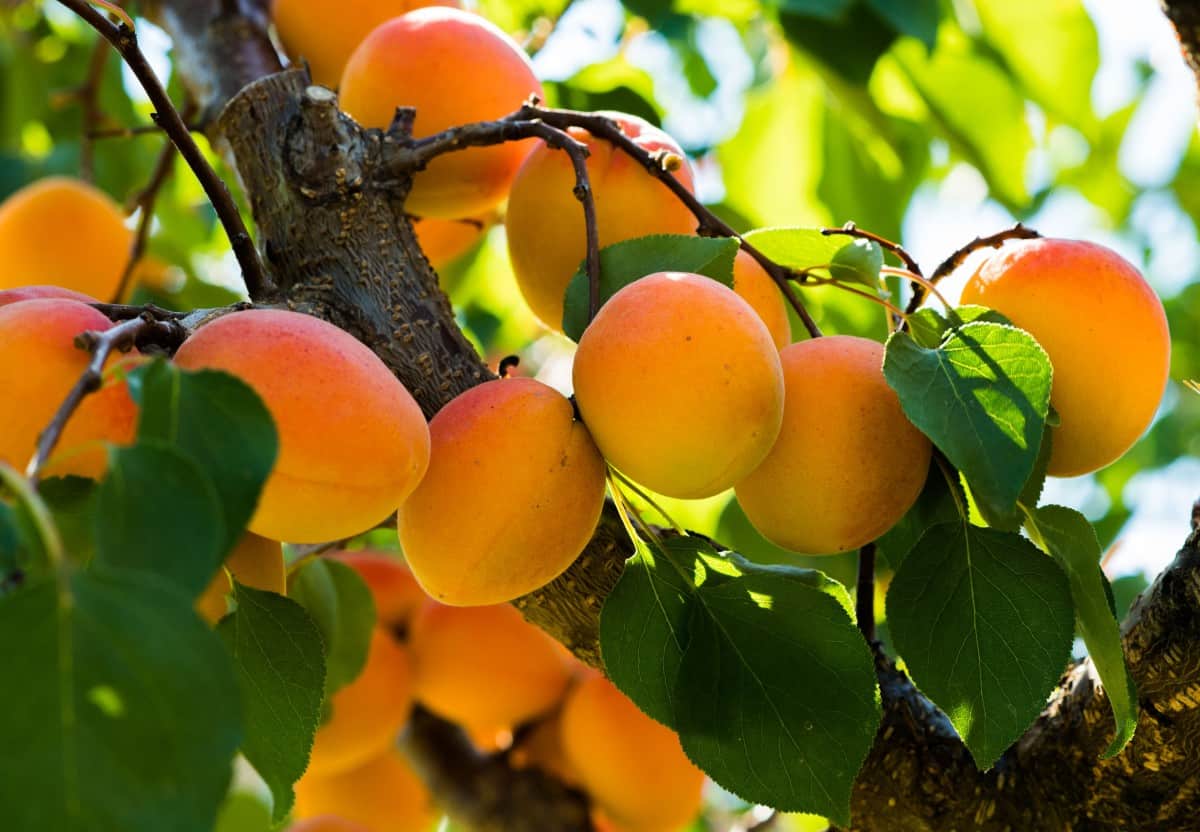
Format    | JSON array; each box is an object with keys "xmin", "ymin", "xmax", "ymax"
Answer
[
  {"xmin": 732, "ymin": 250, "xmax": 791, "ymax": 350},
  {"xmin": 960, "ymin": 238, "xmax": 1170, "ymax": 477},
  {"xmin": 510, "ymin": 709, "xmax": 579, "ymax": 786},
  {"xmin": 307, "ymin": 627, "xmax": 414, "ymax": 777},
  {"xmin": 561, "ymin": 672, "xmax": 704, "ymax": 831},
  {"xmin": 273, "ymin": 0, "xmax": 461, "ymax": 89},
  {"xmin": 0, "ymin": 299, "xmax": 137, "ymax": 479},
  {"xmin": 506, "ymin": 112, "xmax": 697, "ymax": 330},
  {"xmin": 414, "ymin": 216, "xmax": 489, "ymax": 273},
  {"xmin": 397, "ymin": 377, "xmax": 606, "ymax": 605},
  {"xmin": 572, "ymin": 272, "xmax": 784, "ymax": 499},
  {"xmin": 339, "ymin": 8, "xmax": 544, "ymax": 219},
  {"xmin": 0, "ymin": 177, "xmax": 131, "ymax": 300},
  {"xmin": 195, "ymin": 533, "xmax": 286, "ymax": 624},
  {"xmin": 294, "ymin": 748, "xmax": 436, "ymax": 831},
  {"xmin": 173, "ymin": 309, "xmax": 430, "ymax": 543},
  {"xmin": 408, "ymin": 601, "xmax": 573, "ymax": 730},
  {"xmin": 328, "ymin": 551, "xmax": 425, "ymax": 629},
  {"xmin": 0, "ymin": 285, "xmax": 95, "ymax": 308},
  {"xmin": 286, "ymin": 817, "xmax": 371, "ymax": 832},
  {"xmin": 734, "ymin": 335, "xmax": 932, "ymax": 554}
]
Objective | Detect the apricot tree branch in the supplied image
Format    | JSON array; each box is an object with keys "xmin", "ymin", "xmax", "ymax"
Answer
[
  {"xmin": 822, "ymin": 222, "xmax": 923, "ymax": 278},
  {"xmin": 908, "ymin": 223, "xmax": 1041, "ymax": 314}
]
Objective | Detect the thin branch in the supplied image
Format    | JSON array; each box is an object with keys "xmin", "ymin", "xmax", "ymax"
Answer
[
  {"xmin": 88, "ymin": 122, "xmax": 203, "ymax": 139},
  {"xmin": 111, "ymin": 133, "xmax": 183, "ymax": 302},
  {"xmin": 56, "ymin": 0, "xmax": 271, "ymax": 299},
  {"xmin": 77, "ymin": 37, "xmax": 111, "ymax": 182},
  {"xmin": 822, "ymin": 222, "xmax": 923, "ymax": 278},
  {"xmin": 856, "ymin": 542, "xmax": 876, "ymax": 643},
  {"xmin": 909, "ymin": 223, "xmax": 1041, "ymax": 314}
]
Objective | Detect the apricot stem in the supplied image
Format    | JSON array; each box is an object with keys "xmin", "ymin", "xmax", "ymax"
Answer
[
  {"xmin": 0, "ymin": 463, "xmax": 65, "ymax": 571},
  {"xmin": 807, "ymin": 275, "xmax": 910, "ymax": 324},
  {"xmin": 606, "ymin": 471, "xmax": 662, "ymax": 544},
  {"xmin": 608, "ymin": 468, "xmax": 686, "ymax": 536},
  {"xmin": 881, "ymin": 267, "xmax": 954, "ymax": 313},
  {"xmin": 934, "ymin": 454, "xmax": 969, "ymax": 521}
]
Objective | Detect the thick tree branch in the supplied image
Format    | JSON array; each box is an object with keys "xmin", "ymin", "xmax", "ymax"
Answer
[{"xmin": 1163, "ymin": 0, "xmax": 1200, "ymax": 105}]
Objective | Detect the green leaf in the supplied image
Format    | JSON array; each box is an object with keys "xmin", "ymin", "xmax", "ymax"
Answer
[
  {"xmin": 975, "ymin": 427, "xmax": 1052, "ymax": 532},
  {"xmin": 742, "ymin": 227, "xmax": 853, "ymax": 272},
  {"xmin": 38, "ymin": 476, "xmax": 98, "ymax": 566},
  {"xmin": 94, "ymin": 441, "xmax": 226, "ymax": 598},
  {"xmin": 883, "ymin": 321, "xmax": 1052, "ymax": 519},
  {"xmin": 774, "ymin": 0, "xmax": 853, "ymax": 20},
  {"xmin": 217, "ymin": 583, "xmax": 326, "ymax": 820},
  {"xmin": 130, "ymin": 361, "xmax": 278, "ymax": 557},
  {"xmin": 886, "ymin": 522, "xmax": 1074, "ymax": 767},
  {"xmin": 288, "ymin": 558, "xmax": 376, "ymax": 696},
  {"xmin": 829, "ymin": 238, "xmax": 884, "ymax": 289},
  {"xmin": 0, "ymin": 568, "xmax": 241, "ymax": 832},
  {"xmin": 875, "ymin": 466, "xmax": 962, "ymax": 570},
  {"xmin": 1032, "ymin": 506, "xmax": 1137, "ymax": 757},
  {"xmin": 780, "ymin": 5, "xmax": 898, "ymax": 85},
  {"xmin": 907, "ymin": 306, "xmax": 1011, "ymax": 349},
  {"xmin": 866, "ymin": 0, "xmax": 939, "ymax": 50},
  {"xmin": 561, "ymin": 235, "xmax": 739, "ymax": 341}
]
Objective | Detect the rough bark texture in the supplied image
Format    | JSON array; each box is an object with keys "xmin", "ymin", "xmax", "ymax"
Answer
[
  {"xmin": 144, "ymin": 1, "xmax": 1200, "ymax": 829},
  {"xmin": 1164, "ymin": 0, "xmax": 1200, "ymax": 105}
]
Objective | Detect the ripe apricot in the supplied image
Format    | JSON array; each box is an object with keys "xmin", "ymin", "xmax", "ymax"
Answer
[
  {"xmin": 0, "ymin": 177, "xmax": 131, "ymax": 300},
  {"xmin": 735, "ymin": 336, "xmax": 932, "ymax": 554},
  {"xmin": 561, "ymin": 672, "xmax": 704, "ymax": 831},
  {"xmin": 273, "ymin": 0, "xmax": 461, "ymax": 89},
  {"xmin": 339, "ymin": 8, "xmax": 543, "ymax": 219},
  {"xmin": 408, "ymin": 601, "xmax": 573, "ymax": 731},
  {"xmin": 960, "ymin": 238, "xmax": 1170, "ymax": 477},
  {"xmin": 572, "ymin": 272, "xmax": 784, "ymax": 499},
  {"xmin": 308, "ymin": 627, "xmax": 414, "ymax": 776},
  {"xmin": 173, "ymin": 309, "xmax": 430, "ymax": 543},
  {"xmin": 0, "ymin": 285, "xmax": 95, "ymax": 308},
  {"xmin": 506, "ymin": 112, "xmax": 696, "ymax": 330},
  {"xmin": 732, "ymin": 251, "xmax": 790, "ymax": 350},
  {"xmin": 398, "ymin": 377, "xmax": 606, "ymax": 605},
  {"xmin": 328, "ymin": 551, "xmax": 425, "ymax": 629},
  {"xmin": 0, "ymin": 299, "xmax": 137, "ymax": 479},
  {"xmin": 294, "ymin": 748, "xmax": 435, "ymax": 831},
  {"xmin": 195, "ymin": 533, "xmax": 286, "ymax": 624},
  {"xmin": 286, "ymin": 817, "xmax": 371, "ymax": 832},
  {"xmin": 414, "ymin": 216, "xmax": 489, "ymax": 273}
]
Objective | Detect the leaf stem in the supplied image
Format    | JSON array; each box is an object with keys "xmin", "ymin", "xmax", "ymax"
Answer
[
  {"xmin": 935, "ymin": 455, "xmax": 969, "ymax": 521},
  {"xmin": 0, "ymin": 463, "xmax": 66, "ymax": 571},
  {"xmin": 608, "ymin": 469, "xmax": 686, "ymax": 535}
]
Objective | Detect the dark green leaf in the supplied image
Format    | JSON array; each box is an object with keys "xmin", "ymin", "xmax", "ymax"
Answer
[
  {"xmin": 38, "ymin": 476, "xmax": 98, "ymax": 565},
  {"xmin": 780, "ymin": 4, "xmax": 898, "ymax": 84},
  {"xmin": 875, "ymin": 466, "xmax": 962, "ymax": 570},
  {"xmin": 866, "ymin": 0, "xmax": 939, "ymax": 49},
  {"xmin": 288, "ymin": 558, "xmax": 376, "ymax": 696},
  {"xmin": 886, "ymin": 522, "xmax": 1074, "ymax": 767},
  {"xmin": 774, "ymin": 0, "xmax": 853, "ymax": 19},
  {"xmin": 976, "ymin": 427, "xmax": 1052, "ymax": 532}
]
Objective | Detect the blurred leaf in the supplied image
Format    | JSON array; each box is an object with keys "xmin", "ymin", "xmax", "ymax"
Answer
[
  {"xmin": 212, "ymin": 792, "xmax": 272, "ymax": 832},
  {"xmin": 36, "ymin": 476, "xmax": 97, "ymax": 565},
  {"xmin": 773, "ymin": 0, "xmax": 854, "ymax": 19},
  {"xmin": 866, "ymin": 0, "xmax": 939, "ymax": 50},
  {"xmin": 779, "ymin": 5, "xmax": 897, "ymax": 84},
  {"xmin": 554, "ymin": 57, "xmax": 663, "ymax": 127},
  {"xmin": 288, "ymin": 558, "xmax": 376, "ymax": 697},
  {"xmin": 1109, "ymin": 572, "xmax": 1150, "ymax": 621}
]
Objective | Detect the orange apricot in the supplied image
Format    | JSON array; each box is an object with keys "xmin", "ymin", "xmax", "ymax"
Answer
[
  {"xmin": 732, "ymin": 250, "xmax": 790, "ymax": 349},
  {"xmin": 195, "ymin": 533, "xmax": 286, "ymax": 624},
  {"xmin": 505, "ymin": 112, "xmax": 697, "ymax": 330},
  {"xmin": 0, "ymin": 177, "xmax": 131, "ymax": 300},
  {"xmin": 308, "ymin": 627, "xmax": 414, "ymax": 777},
  {"xmin": 572, "ymin": 272, "xmax": 784, "ymax": 499},
  {"xmin": 0, "ymin": 299, "xmax": 137, "ymax": 479},
  {"xmin": 408, "ymin": 601, "xmax": 573, "ymax": 730},
  {"xmin": 286, "ymin": 817, "xmax": 372, "ymax": 832},
  {"xmin": 273, "ymin": 0, "xmax": 462, "ymax": 89},
  {"xmin": 0, "ymin": 285, "xmax": 95, "ymax": 308},
  {"xmin": 960, "ymin": 238, "xmax": 1170, "ymax": 477},
  {"xmin": 295, "ymin": 748, "xmax": 436, "ymax": 831},
  {"xmin": 328, "ymin": 551, "xmax": 425, "ymax": 629},
  {"xmin": 735, "ymin": 335, "xmax": 932, "ymax": 554},
  {"xmin": 397, "ymin": 377, "xmax": 606, "ymax": 605},
  {"xmin": 173, "ymin": 309, "xmax": 430, "ymax": 543},
  {"xmin": 339, "ymin": 8, "xmax": 543, "ymax": 219},
  {"xmin": 414, "ymin": 216, "xmax": 489, "ymax": 273},
  {"xmin": 561, "ymin": 672, "xmax": 704, "ymax": 831}
]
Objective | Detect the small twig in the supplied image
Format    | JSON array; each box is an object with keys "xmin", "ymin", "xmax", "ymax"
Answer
[
  {"xmin": 822, "ymin": 223, "xmax": 923, "ymax": 278},
  {"xmin": 856, "ymin": 542, "xmax": 876, "ymax": 642},
  {"xmin": 910, "ymin": 223, "xmax": 1041, "ymax": 315},
  {"xmin": 57, "ymin": 0, "xmax": 271, "ymax": 299},
  {"xmin": 88, "ymin": 122, "xmax": 204, "ymax": 140},
  {"xmin": 77, "ymin": 37, "xmax": 111, "ymax": 182},
  {"xmin": 111, "ymin": 132, "xmax": 184, "ymax": 302},
  {"xmin": 88, "ymin": 301, "xmax": 188, "ymax": 321}
]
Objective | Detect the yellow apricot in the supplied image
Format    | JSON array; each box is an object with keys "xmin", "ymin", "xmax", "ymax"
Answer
[
  {"xmin": 195, "ymin": 533, "xmax": 286, "ymax": 624},
  {"xmin": 0, "ymin": 299, "xmax": 138, "ymax": 479},
  {"xmin": 732, "ymin": 250, "xmax": 790, "ymax": 350},
  {"xmin": 308, "ymin": 627, "xmax": 414, "ymax": 777},
  {"xmin": 286, "ymin": 816, "xmax": 372, "ymax": 832},
  {"xmin": 735, "ymin": 336, "xmax": 932, "ymax": 554},
  {"xmin": 561, "ymin": 672, "xmax": 704, "ymax": 831},
  {"xmin": 328, "ymin": 550, "xmax": 425, "ymax": 629},
  {"xmin": 173, "ymin": 309, "xmax": 430, "ymax": 543},
  {"xmin": 397, "ymin": 377, "xmax": 606, "ymax": 605},
  {"xmin": 0, "ymin": 285, "xmax": 96, "ymax": 308},
  {"xmin": 339, "ymin": 9, "xmax": 544, "ymax": 219},
  {"xmin": 572, "ymin": 272, "xmax": 784, "ymax": 499},
  {"xmin": 295, "ymin": 748, "xmax": 436, "ymax": 831},
  {"xmin": 960, "ymin": 238, "xmax": 1170, "ymax": 477},
  {"xmin": 0, "ymin": 177, "xmax": 131, "ymax": 300},
  {"xmin": 510, "ymin": 709, "xmax": 579, "ymax": 786},
  {"xmin": 506, "ymin": 112, "xmax": 697, "ymax": 330},
  {"xmin": 273, "ymin": 0, "xmax": 462, "ymax": 89},
  {"xmin": 408, "ymin": 601, "xmax": 573, "ymax": 730}
]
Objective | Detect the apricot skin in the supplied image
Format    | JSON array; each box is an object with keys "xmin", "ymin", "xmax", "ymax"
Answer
[
  {"xmin": 0, "ymin": 285, "xmax": 95, "ymax": 308},
  {"xmin": 339, "ymin": 8, "xmax": 543, "ymax": 219},
  {"xmin": 0, "ymin": 299, "xmax": 137, "ymax": 479},
  {"xmin": 732, "ymin": 250, "xmax": 791, "ymax": 350},
  {"xmin": 572, "ymin": 272, "xmax": 785, "ymax": 499},
  {"xmin": 561, "ymin": 672, "xmax": 705, "ymax": 831},
  {"xmin": 960, "ymin": 238, "xmax": 1171, "ymax": 477},
  {"xmin": 328, "ymin": 551, "xmax": 426, "ymax": 629},
  {"xmin": 195, "ymin": 533, "xmax": 286, "ymax": 624},
  {"xmin": 273, "ymin": 0, "xmax": 461, "ymax": 89},
  {"xmin": 397, "ymin": 377, "xmax": 606, "ymax": 605},
  {"xmin": 286, "ymin": 817, "xmax": 371, "ymax": 832},
  {"xmin": 506, "ymin": 112, "xmax": 697, "ymax": 330},
  {"xmin": 408, "ymin": 601, "xmax": 573, "ymax": 731},
  {"xmin": 173, "ymin": 309, "xmax": 430, "ymax": 544},
  {"xmin": 0, "ymin": 178, "xmax": 131, "ymax": 300},
  {"xmin": 735, "ymin": 336, "xmax": 932, "ymax": 554},
  {"xmin": 294, "ymin": 748, "xmax": 435, "ymax": 831}
]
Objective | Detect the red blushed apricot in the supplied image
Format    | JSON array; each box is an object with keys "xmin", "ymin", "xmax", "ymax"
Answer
[
  {"xmin": 506, "ymin": 112, "xmax": 697, "ymax": 330},
  {"xmin": 286, "ymin": 817, "xmax": 372, "ymax": 832},
  {"xmin": 561, "ymin": 672, "xmax": 705, "ymax": 831},
  {"xmin": 274, "ymin": 0, "xmax": 462, "ymax": 89},
  {"xmin": 0, "ymin": 285, "xmax": 96, "ymax": 308},
  {"xmin": 961, "ymin": 238, "xmax": 1170, "ymax": 477},
  {"xmin": 572, "ymin": 272, "xmax": 785, "ymax": 499},
  {"xmin": 308, "ymin": 627, "xmax": 414, "ymax": 777},
  {"xmin": 408, "ymin": 601, "xmax": 574, "ymax": 731},
  {"xmin": 328, "ymin": 551, "xmax": 426, "ymax": 629},
  {"xmin": 0, "ymin": 299, "xmax": 137, "ymax": 479},
  {"xmin": 735, "ymin": 336, "xmax": 932, "ymax": 554},
  {"xmin": 195, "ymin": 533, "xmax": 286, "ymax": 624},
  {"xmin": 339, "ymin": 9, "xmax": 543, "ymax": 219},
  {"xmin": 732, "ymin": 250, "xmax": 791, "ymax": 350},
  {"xmin": 0, "ymin": 178, "xmax": 131, "ymax": 300},
  {"xmin": 173, "ymin": 309, "xmax": 430, "ymax": 544},
  {"xmin": 397, "ymin": 377, "xmax": 606, "ymax": 605},
  {"xmin": 294, "ymin": 748, "xmax": 436, "ymax": 831}
]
